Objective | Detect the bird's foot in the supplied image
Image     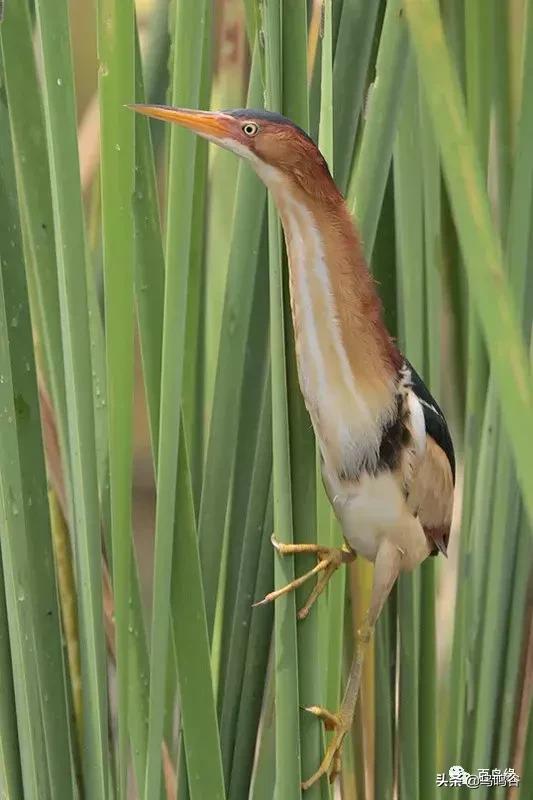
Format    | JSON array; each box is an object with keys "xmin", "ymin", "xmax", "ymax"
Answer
[
  {"xmin": 253, "ymin": 534, "xmax": 355, "ymax": 619},
  {"xmin": 301, "ymin": 705, "xmax": 350, "ymax": 789}
]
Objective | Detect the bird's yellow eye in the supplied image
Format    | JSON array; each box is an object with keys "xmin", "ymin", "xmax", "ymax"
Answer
[{"xmin": 242, "ymin": 122, "xmax": 259, "ymax": 136}]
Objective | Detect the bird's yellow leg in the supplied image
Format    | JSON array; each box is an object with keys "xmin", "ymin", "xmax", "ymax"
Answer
[
  {"xmin": 301, "ymin": 539, "xmax": 402, "ymax": 790},
  {"xmin": 253, "ymin": 534, "xmax": 355, "ymax": 618},
  {"xmin": 301, "ymin": 621, "xmax": 372, "ymax": 789}
]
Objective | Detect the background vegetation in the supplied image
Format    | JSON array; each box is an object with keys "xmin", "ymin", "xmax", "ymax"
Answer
[{"xmin": 0, "ymin": 0, "xmax": 532, "ymax": 798}]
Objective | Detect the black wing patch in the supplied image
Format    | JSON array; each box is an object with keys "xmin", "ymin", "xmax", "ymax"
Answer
[{"xmin": 404, "ymin": 360, "xmax": 455, "ymax": 484}]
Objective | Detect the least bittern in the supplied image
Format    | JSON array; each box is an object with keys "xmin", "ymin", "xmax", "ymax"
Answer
[{"xmin": 131, "ymin": 105, "xmax": 455, "ymax": 789}]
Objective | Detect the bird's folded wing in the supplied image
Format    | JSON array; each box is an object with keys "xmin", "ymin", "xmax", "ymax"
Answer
[
  {"xmin": 407, "ymin": 435, "xmax": 454, "ymax": 555},
  {"xmin": 404, "ymin": 360, "xmax": 455, "ymax": 556}
]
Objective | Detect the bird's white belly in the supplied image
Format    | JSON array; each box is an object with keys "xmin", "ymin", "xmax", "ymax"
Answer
[{"xmin": 323, "ymin": 468, "xmax": 408, "ymax": 562}]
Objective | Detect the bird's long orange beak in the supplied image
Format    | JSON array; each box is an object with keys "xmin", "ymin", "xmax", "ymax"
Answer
[{"xmin": 128, "ymin": 104, "xmax": 233, "ymax": 139}]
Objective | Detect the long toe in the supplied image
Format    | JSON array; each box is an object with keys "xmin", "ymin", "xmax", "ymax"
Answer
[
  {"xmin": 301, "ymin": 706, "xmax": 348, "ymax": 790},
  {"xmin": 303, "ymin": 705, "xmax": 339, "ymax": 731},
  {"xmin": 301, "ymin": 724, "xmax": 347, "ymax": 790},
  {"xmin": 255, "ymin": 542, "xmax": 347, "ymax": 614}
]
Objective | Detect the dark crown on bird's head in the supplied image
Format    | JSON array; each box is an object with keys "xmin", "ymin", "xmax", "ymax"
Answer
[{"xmin": 224, "ymin": 108, "xmax": 313, "ymax": 142}]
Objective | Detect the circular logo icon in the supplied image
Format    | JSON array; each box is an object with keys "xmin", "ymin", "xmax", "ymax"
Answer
[{"xmin": 449, "ymin": 765, "xmax": 467, "ymax": 782}]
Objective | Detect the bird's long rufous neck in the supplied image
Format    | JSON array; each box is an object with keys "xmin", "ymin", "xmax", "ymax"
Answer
[
  {"xmin": 266, "ymin": 169, "xmax": 400, "ymax": 381},
  {"xmin": 257, "ymin": 163, "xmax": 401, "ymax": 474}
]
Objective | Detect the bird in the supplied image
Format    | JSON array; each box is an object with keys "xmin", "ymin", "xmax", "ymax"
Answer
[{"xmin": 130, "ymin": 104, "xmax": 456, "ymax": 789}]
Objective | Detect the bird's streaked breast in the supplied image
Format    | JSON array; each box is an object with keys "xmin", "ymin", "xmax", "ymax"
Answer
[{"xmin": 274, "ymin": 185, "xmax": 396, "ymax": 478}]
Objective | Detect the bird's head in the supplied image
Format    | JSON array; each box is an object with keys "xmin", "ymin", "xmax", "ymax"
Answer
[{"xmin": 130, "ymin": 105, "xmax": 333, "ymax": 197}]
